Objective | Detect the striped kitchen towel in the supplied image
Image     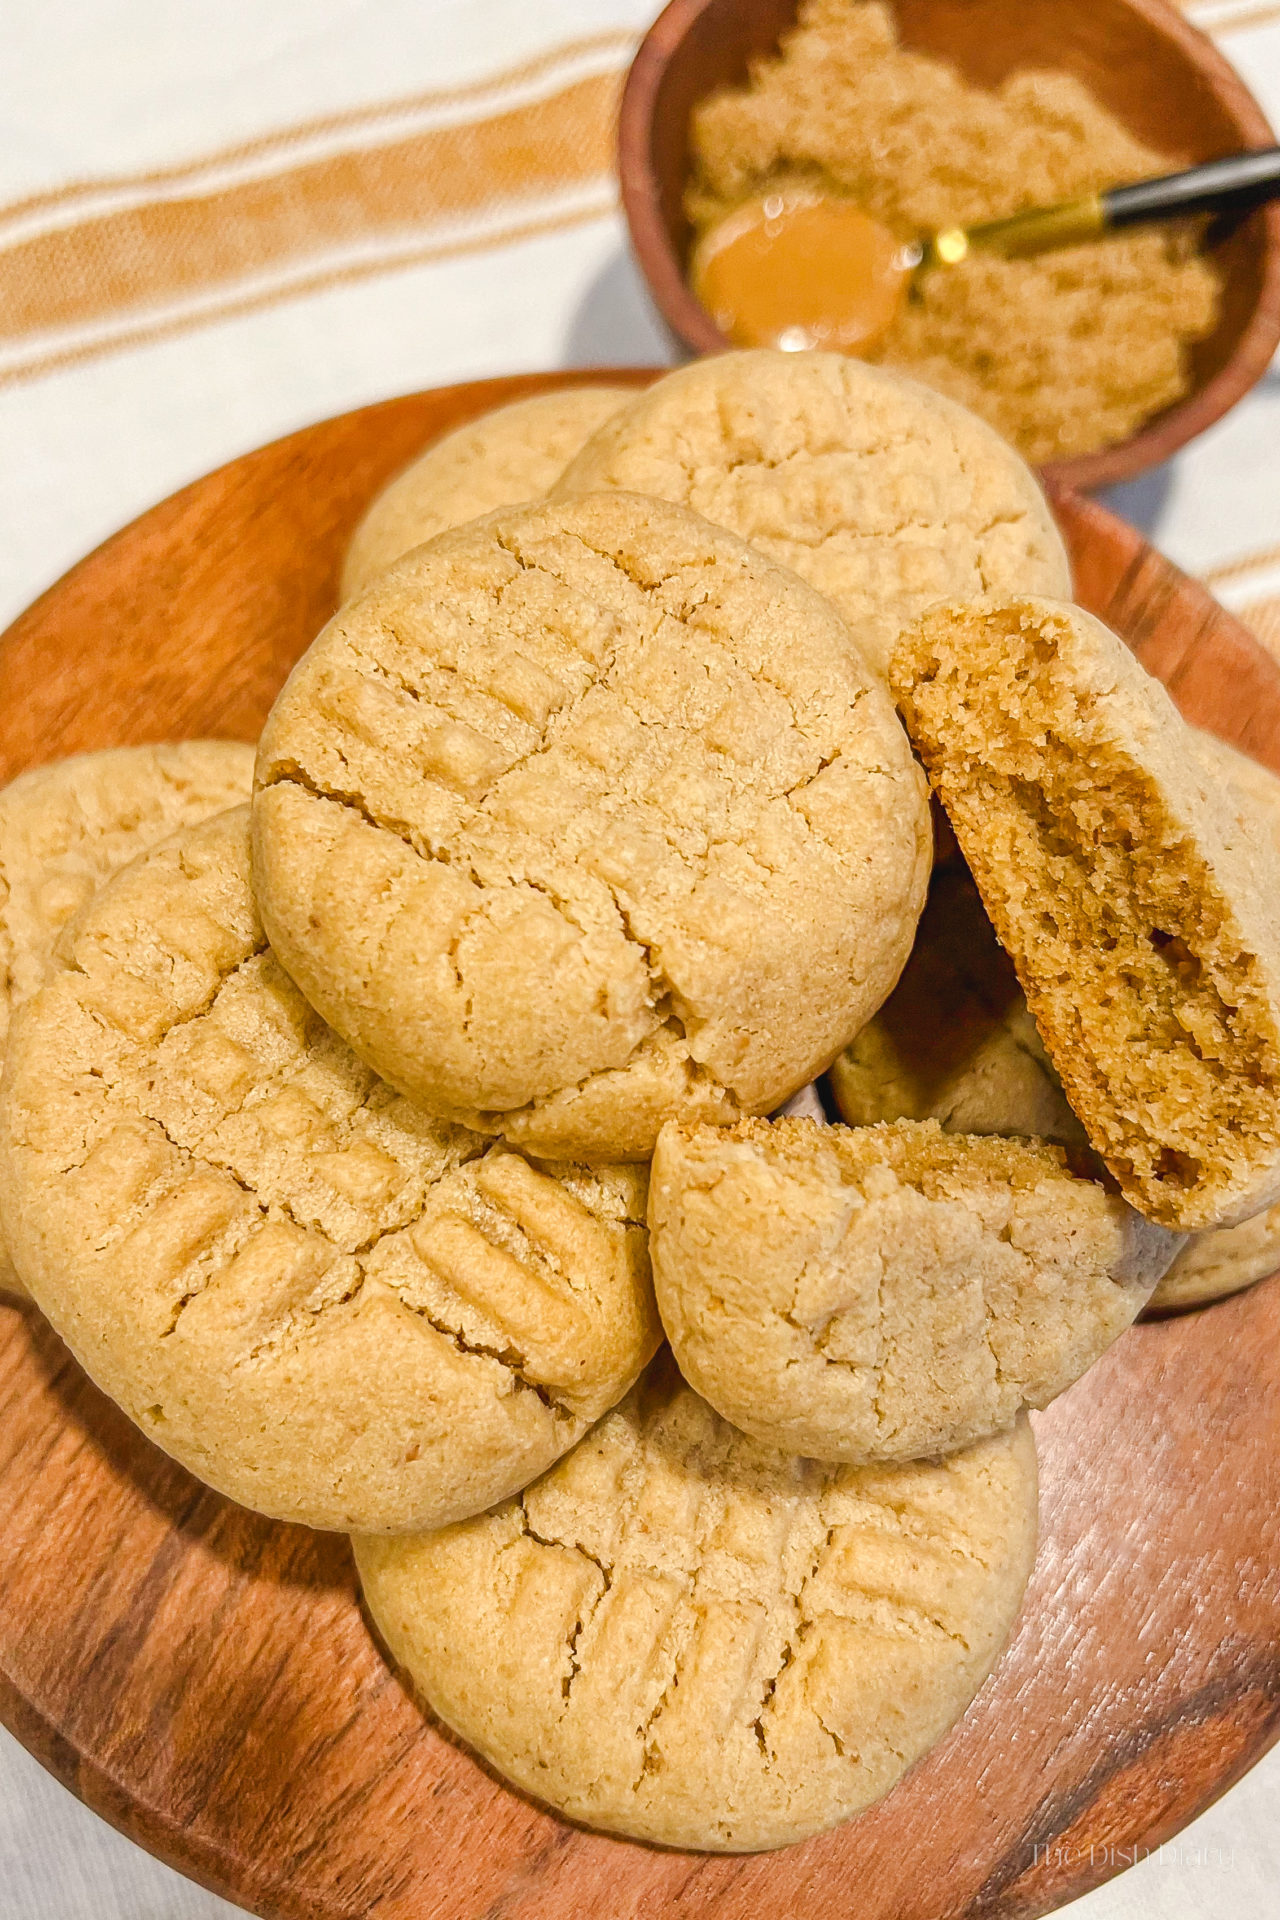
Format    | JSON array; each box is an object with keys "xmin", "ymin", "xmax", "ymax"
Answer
[{"xmin": 1, "ymin": 0, "xmax": 1276, "ymax": 661}]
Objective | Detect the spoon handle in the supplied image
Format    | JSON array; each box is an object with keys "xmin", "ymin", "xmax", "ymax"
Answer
[
  {"xmin": 1104, "ymin": 147, "xmax": 1280, "ymax": 228},
  {"xmin": 921, "ymin": 147, "xmax": 1280, "ymax": 271}
]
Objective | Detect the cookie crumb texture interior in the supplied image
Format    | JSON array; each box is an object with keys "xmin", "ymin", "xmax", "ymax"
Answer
[
  {"xmin": 0, "ymin": 809, "xmax": 659, "ymax": 1533},
  {"xmin": 253, "ymin": 490, "xmax": 931, "ymax": 1159},
  {"xmin": 355, "ymin": 1356, "xmax": 1037, "ymax": 1852},
  {"xmin": 340, "ymin": 386, "xmax": 635, "ymax": 600},
  {"xmin": 554, "ymin": 350, "xmax": 1070, "ymax": 681},
  {"xmin": 649, "ymin": 1117, "xmax": 1166, "ymax": 1463},
  {"xmin": 0, "ymin": 740, "xmax": 256, "ymax": 1300},
  {"xmin": 892, "ymin": 598, "xmax": 1280, "ymax": 1232}
]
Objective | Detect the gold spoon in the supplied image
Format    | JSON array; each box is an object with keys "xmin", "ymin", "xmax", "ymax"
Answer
[{"xmin": 691, "ymin": 147, "xmax": 1280, "ymax": 356}]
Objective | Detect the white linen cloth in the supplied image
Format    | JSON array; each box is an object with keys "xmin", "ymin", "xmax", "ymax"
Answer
[{"xmin": 0, "ymin": 3, "xmax": 1277, "ymax": 1915}]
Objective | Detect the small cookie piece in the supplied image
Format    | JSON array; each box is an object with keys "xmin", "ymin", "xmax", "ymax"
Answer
[
  {"xmin": 650, "ymin": 1116, "xmax": 1167, "ymax": 1463},
  {"xmin": 254, "ymin": 491, "xmax": 930, "ymax": 1160},
  {"xmin": 341, "ymin": 386, "xmax": 635, "ymax": 599},
  {"xmin": 0, "ymin": 741, "xmax": 255, "ymax": 1300},
  {"xmin": 553, "ymin": 349, "xmax": 1069, "ymax": 680},
  {"xmin": 355, "ymin": 1353, "xmax": 1037, "ymax": 1852},
  {"xmin": 0, "ymin": 809, "xmax": 658, "ymax": 1531},
  {"xmin": 891, "ymin": 598, "xmax": 1280, "ymax": 1232},
  {"xmin": 1150, "ymin": 1207, "xmax": 1280, "ymax": 1313}
]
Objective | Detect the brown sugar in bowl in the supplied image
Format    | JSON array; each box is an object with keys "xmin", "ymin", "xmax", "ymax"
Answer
[{"xmin": 619, "ymin": 0, "xmax": 1280, "ymax": 493}]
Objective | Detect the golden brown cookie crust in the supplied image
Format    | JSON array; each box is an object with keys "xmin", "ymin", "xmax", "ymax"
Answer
[
  {"xmin": 0, "ymin": 809, "xmax": 659, "ymax": 1530},
  {"xmin": 650, "ymin": 1116, "xmax": 1166, "ymax": 1462},
  {"xmin": 891, "ymin": 598, "xmax": 1280, "ymax": 1232},
  {"xmin": 0, "ymin": 741, "xmax": 255, "ymax": 1301},
  {"xmin": 340, "ymin": 386, "xmax": 635, "ymax": 600},
  {"xmin": 254, "ymin": 491, "xmax": 930, "ymax": 1159},
  {"xmin": 355, "ymin": 1354, "xmax": 1037, "ymax": 1851},
  {"xmin": 554, "ymin": 349, "xmax": 1070, "ymax": 680}
]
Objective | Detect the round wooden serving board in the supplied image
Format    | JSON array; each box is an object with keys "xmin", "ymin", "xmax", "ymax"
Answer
[{"xmin": 1, "ymin": 370, "xmax": 1279, "ymax": 1920}]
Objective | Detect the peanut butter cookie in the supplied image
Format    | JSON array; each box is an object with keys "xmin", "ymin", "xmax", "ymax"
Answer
[
  {"xmin": 0, "ymin": 809, "xmax": 659, "ymax": 1530},
  {"xmin": 650, "ymin": 1116, "xmax": 1167, "ymax": 1463},
  {"xmin": 355, "ymin": 1352, "xmax": 1037, "ymax": 1851},
  {"xmin": 0, "ymin": 741, "xmax": 255, "ymax": 1300},
  {"xmin": 254, "ymin": 491, "xmax": 930, "ymax": 1160},
  {"xmin": 341, "ymin": 386, "xmax": 635, "ymax": 599},
  {"xmin": 891, "ymin": 598, "xmax": 1280, "ymax": 1232},
  {"xmin": 554, "ymin": 349, "xmax": 1069, "ymax": 679}
]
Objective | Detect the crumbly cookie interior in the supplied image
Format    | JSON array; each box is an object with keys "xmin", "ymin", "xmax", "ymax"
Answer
[
  {"xmin": 892, "ymin": 601, "xmax": 1280, "ymax": 1228},
  {"xmin": 829, "ymin": 862, "xmax": 1090, "ymax": 1155},
  {"xmin": 830, "ymin": 773, "xmax": 1280, "ymax": 1312}
]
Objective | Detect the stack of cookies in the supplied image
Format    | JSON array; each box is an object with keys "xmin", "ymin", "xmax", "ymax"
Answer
[{"xmin": 2, "ymin": 350, "xmax": 1279, "ymax": 1854}]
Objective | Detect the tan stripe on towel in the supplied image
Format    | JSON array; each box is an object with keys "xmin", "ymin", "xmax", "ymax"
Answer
[
  {"xmin": 1185, "ymin": 1, "xmax": 1280, "ymax": 31},
  {"xmin": 0, "ymin": 32, "xmax": 633, "ymax": 239},
  {"xmin": 1204, "ymin": 543, "xmax": 1280, "ymax": 588},
  {"xmin": 0, "ymin": 71, "xmax": 619, "ymax": 346},
  {"xmin": 0, "ymin": 192, "xmax": 617, "ymax": 391}
]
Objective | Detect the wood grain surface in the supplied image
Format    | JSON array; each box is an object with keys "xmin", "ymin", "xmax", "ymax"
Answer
[
  {"xmin": 1, "ymin": 369, "xmax": 1278, "ymax": 1920},
  {"xmin": 617, "ymin": 0, "xmax": 1280, "ymax": 493}
]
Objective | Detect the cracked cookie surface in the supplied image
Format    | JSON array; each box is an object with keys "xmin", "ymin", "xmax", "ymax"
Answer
[
  {"xmin": 355, "ymin": 1351, "xmax": 1037, "ymax": 1850},
  {"xmin": 0, "ymin": 740, "xmax": 255, "ymax": 1300},
  {"xmin": 0, "ymin": 808, "xmax": 659, "ymax": 1531},
  {"xmin": 341, "ymin": 386, "xmax": 635, "ymax": 600},
  {"xmin": 892, "ymin": 598, "xmax": 1280, "ymax": 1232},
  {"xmin": 650, "ymin": 1117, "xmax": 1167, "ymax": 1463},
  {"xmin": 254, "ymin": 491, "xmax": 930, "ymax": 1159},
  {"xmin": 552, "ymin": 349, "xmax": 1069, "ymax": 681}
]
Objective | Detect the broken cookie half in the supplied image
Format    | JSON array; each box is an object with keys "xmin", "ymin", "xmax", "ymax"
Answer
[
  {"xmin": 891, "ymin": 596, "xmax": 1280, "ymax": 1232},
  {"xmin": 648, "ymin": 1116, "xmax": 1175, "ymax": 1464}
]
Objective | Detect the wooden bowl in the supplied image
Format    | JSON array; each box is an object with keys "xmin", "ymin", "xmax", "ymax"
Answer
[
  {"xmin": 619, "ymin": 0, "xmax": 1280, "ymax": 493},
  {"xmin": 1, "ymin": 369, "xmax": 1279, "ymax": 1920}
]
